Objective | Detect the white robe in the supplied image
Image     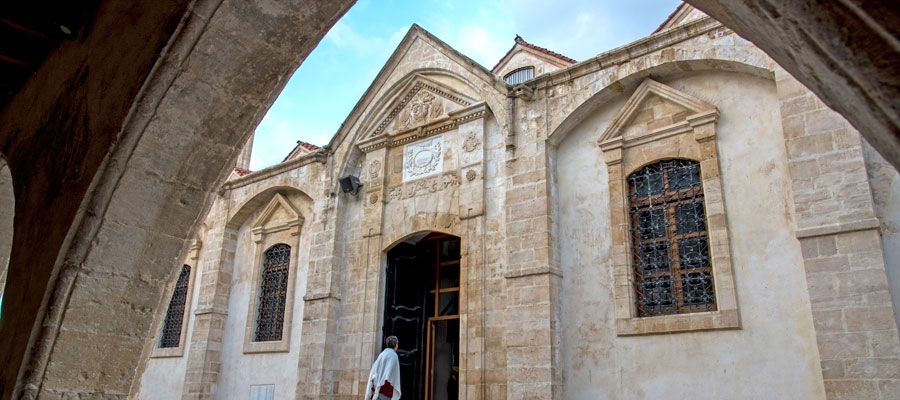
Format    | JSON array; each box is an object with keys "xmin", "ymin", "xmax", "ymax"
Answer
[{"xmin": 365, "ymin": 348, "xmax": 402, "ymax": 400}]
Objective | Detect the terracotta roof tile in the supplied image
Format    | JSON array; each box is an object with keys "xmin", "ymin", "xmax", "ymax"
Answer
[
  {"xmin": 297, "ymin": 140, "xmax": 320, "ymax": 151},
  {"xmin": 514, "ymin": 35, "xmax": 577, "ymax": 64},
  {"xmin": 282, "ymin": 140, "xmax": 323, "ymax": 162}
]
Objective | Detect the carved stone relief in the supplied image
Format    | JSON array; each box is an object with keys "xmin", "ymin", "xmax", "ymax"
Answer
[
  {"xmin": 443, "ymin": 173, "xmax": 460, "ymax": 188},
  {"xmin": 462, "ymin": 133, "xmax": 481, "ymax": 152},
  {"xmin": 403, "ymin": 135, "xmax": 444, "ymax": 182},
  {"xmin": 387, "ymin": 171, "xmax": 461, "ymax": 202},
  {"xmin": 368, "ymin": 160, "xmax": 381, "ymax": 179},
  {"xmin": 397, "ymin": 90, "xmax": 444, "ymax": 131},
  {"xmin": 466, "ymin": 169, "xmax": 477, "ymax": 181}
]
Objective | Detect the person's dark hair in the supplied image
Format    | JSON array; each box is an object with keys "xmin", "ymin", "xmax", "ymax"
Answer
[{"xmin": 385, "ymin": 335, "xmax": 398, "ymax": 348}]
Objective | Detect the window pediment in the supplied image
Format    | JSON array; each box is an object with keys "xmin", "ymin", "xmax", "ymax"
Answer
[
  {"xmin": 251, "ymin": 193, "xmax": 303, "ymax": 241},
  {"xmin": 599, "ymin": 79, "xmax": 718, "ymax": 149},
  {"xmin": 598, "ymin": 78, "xmax": 739, "ymax": 336}
]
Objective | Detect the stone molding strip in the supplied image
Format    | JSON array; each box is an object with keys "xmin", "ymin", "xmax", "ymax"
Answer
[
  {"xmin": 371, "ymin": 80, "xmax": 474, "ymax": 138},
  {"xmin": 193, "ymin": 307, "xmax": 228, "ymax": 316},
  {"xmin": 303, "ymin": 292, "xmax": 341, "ymax": 302},
  {"xmin": 223, "ymin": 151, "xmax": 327, "ymax": 190},
  {"xmin": 504, "ymin": 265, "xmax": 563, "ymax": 279},
  {"xmin": 358, "ymin": 102, "xmax": 488, "ymax": 153},
  {"xmin": 795, "ymin": 217, "xmax": 881, "ymax": 239},
  {"xmin": 529, "ymin": 16, "xmax": 723, "ymax": 91}
]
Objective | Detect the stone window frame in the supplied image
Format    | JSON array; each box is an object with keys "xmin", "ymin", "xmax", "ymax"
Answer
[
  {"xmin": 243, "ymin": 193, "xmax": 303, "ymax": 353},
  {"xmin": 150, "ymin": 241, "xmax": 201, "ymax": 358},
  {"xmin": 599, "ymin": 79, "xmax": 740, "ymax": 336}
]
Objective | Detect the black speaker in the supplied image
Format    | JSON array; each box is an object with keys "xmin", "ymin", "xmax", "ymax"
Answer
[{"xmin": 339, "ymin": 175, "xmax": 361, "ymax": 195}]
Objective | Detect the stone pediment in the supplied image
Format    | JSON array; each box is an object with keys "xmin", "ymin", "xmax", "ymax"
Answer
[
  {"xmin": 368, "ymin": 77, "xmax": 476, "ymax": 139},
  {"xmin": 599, "ymin": 79, "xmax": 718, "ymax": 146},
  {"xmin": 251, "ymin": 193, "xmax": 303, "ymax": 240}
]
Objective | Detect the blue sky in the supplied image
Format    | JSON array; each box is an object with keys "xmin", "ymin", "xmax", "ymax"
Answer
[{"xmin": 249, "ymin": 0, "xmax": 683, "ymax": 170}]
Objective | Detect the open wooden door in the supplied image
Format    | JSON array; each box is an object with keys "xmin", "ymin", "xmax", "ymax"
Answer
[{"xmin": 383, "ymin": 233, "xmax": 460, "ymax": 400}]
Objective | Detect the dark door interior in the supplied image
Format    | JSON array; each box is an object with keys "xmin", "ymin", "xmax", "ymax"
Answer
[{"xmin": 384, "ymin": 233, "xmax": 460, "ymax": 400}]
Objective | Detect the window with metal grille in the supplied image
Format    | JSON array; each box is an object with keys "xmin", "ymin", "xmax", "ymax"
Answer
[
  {"xmin": 160, "ymin": 264, "xmax": 191, "ymax": 348},
  {"xmin": 504, "ymin": 67, "xmax": 534, "ymax": 85},
  {"xmin": 628, "ymin": 159, "xmax": 716, "ymax": 317},
  {"xmin": 255, "ymin": 244, "xmax": 290, "ymax": 342}
]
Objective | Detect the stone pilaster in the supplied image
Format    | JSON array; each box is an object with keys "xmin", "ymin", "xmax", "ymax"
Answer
[
  {"xmin": 777, "ymin": 68, "xmax": 900, "ymax": 399},
  {"xmin": 182, "ymin": 205, "xmax": 235, "ymax": 400},
  {"xmin": 295, "ymin": 188, "xmax": 344, "ymax": 398},
  {"xmin": 503, "ymin": 133, "xmax": 562, "ymax": 398},
  {"xmin": 457, "ymin": 115, "xmax": 488, "ymax": 399}
]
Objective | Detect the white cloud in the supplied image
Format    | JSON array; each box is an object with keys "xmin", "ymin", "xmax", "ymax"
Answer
[
  {"xmin": 494, "ymin": 0, "xmax": 680, "ymax": 61},
  {"xmin": 326, "ymin": 19, "xmax": 403, "ymax": 58},
  {"xmin": 454, "ymin": 22, "xmax": 508, "ymax": 67},
  {"xmin": 250, "ymin": 116, "xmax": 297, "ymax": 170}
]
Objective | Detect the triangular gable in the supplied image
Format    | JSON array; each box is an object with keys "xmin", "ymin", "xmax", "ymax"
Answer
[
  {"xmin": 600, "ymin": 79, "xmax": 717, "ymax": 144},
  {"xmin": 654, "ymin": 3, "xmax": 709, "ymax": 34},
  {"xmin": 251, "ymin": 193, "xmax": 303, "ymax": 240},
  {"xmin": 282, "ymin": 140, "xmax": 321, "ymax": 162},
  {"xmin": 327, "ymin": 24, "xmax": 501, "ymax": 152},
  {"xmin": 366, "ymin": 75, "xmax": 477, "ymax": 140},
  {"xmin": 491, "ymin": 36, "xmax": 576, "ymax": 77}
]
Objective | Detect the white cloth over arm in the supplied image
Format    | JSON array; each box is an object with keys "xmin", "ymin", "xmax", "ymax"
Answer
[{"xmin": 364, "ymin": 348, "xmax": 402, "ymax": 400}]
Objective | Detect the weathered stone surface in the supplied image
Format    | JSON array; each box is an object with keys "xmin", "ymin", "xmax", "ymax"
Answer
[
  {"xmin": 6, "ymin": 2, "xmax": 900, "ymax": 400},
  {"xmin": 686, "ymin": 0, "xmax": 900, "ymax": 170},
  {"xmin": 0, "ymin": 0, "xmax": 353, "ymax": 399}
]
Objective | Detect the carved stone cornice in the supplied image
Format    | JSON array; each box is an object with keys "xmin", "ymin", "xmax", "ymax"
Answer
[
  {"xmin": 370, "ymin": 80, "xmax": 474, "ymax": 138},
  {"xmin": 357, "ymin": 102, "xmax": 488, "ymax": 153}
]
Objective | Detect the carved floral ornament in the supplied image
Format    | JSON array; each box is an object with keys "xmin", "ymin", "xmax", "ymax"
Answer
[
  {"xmin": 368, "ymin": 160, "xmax": 381, "ymax": 179},
  {"xmin": 462, "ymin": 133, "xmax": 481, "ymax": 152}
]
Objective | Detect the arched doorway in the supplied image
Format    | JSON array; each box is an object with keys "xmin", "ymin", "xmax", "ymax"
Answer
[{"xmin": 383, "ymin": 232, "xmax": 460, "ymax": 400}]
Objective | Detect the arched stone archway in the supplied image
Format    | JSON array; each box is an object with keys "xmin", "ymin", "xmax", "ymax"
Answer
[
  {"xmin": 0, "ymin": 159, "xmax": 13, "ymax": 319},
  {"xmin": 547, "ymin": 58, "xmax": 773, "ymax": 146},
  {"xmin": 0, "ymin": 1, "xmax": 354, "ymax": 398},
  {"xmin": 0, "ymin": 0, "xmax": 898, "ymax": 399}
]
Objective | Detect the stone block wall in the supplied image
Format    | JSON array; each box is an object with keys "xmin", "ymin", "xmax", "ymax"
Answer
[
  {"xmin": 134, "ymin": 16, "xmax": 900, "ymax": 400},
  {"xmin": 777, "ymin": 68, "xmax": 900, "ymax": 399}
]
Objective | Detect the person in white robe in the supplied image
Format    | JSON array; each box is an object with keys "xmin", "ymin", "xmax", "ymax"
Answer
[{"xmin": 365, "ymin": 335, "xmax": 401, "ymax": 400}]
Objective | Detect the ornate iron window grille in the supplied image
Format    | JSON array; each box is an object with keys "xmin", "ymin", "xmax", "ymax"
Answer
[
  {"xmin": 160, "ymin": 264, "xmax": 191, "ymax": 348},
  {"xmin": 255, "ymin": 244, "xmax": 290, "ymax": 342},
  {"xmin": 628, "ymin": 159, "xmax": 716, "ymax": 317}
]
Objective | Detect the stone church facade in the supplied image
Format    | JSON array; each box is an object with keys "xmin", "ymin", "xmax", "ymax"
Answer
[{"xmin": 136, "ymin": 5, "xmax": 900, "ymax": 400}]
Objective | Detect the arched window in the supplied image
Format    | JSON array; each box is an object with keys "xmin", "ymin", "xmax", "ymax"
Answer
[
  {"xmin": 160, "ymin": 264, "xmax": 191, "ymax": 348},
  {"xmin": 628, "ymin": 159, "xmax": 715, "ymax": 317},
  {"xmin": 255, "ymin": 244, "xmax": 291, "ymax": 341},
  {"xmin": 504, "ymin": 66, "xmax": 534, "ymax": 85}
]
